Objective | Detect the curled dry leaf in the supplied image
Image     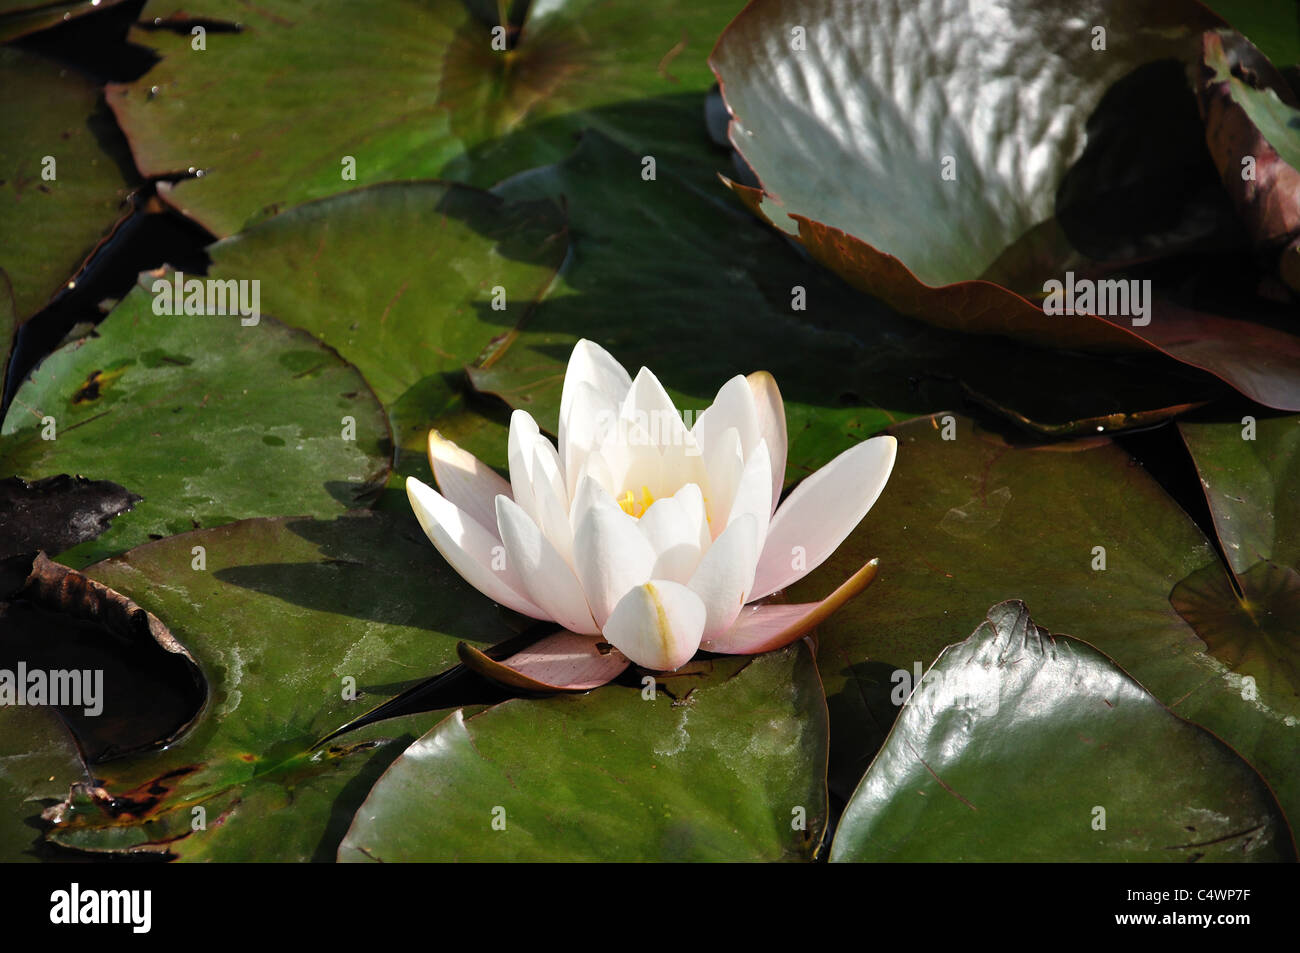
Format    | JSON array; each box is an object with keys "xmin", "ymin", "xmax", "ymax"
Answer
[{"xmin": 2, "ymin": 551, "xmax": 193, "ymax": 665}]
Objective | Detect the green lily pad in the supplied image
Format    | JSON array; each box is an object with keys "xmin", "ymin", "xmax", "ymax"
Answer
[
  {"xmin": 0, "ymin": 278, "xmax": 391, "ymax": 566},
  {"xmin": 340, "ymin": 642, "xmax": 828, "ymax": 862},
  {"xmin": 800, "ymin": 413, "xmax": 1300, "ymax": 828},
  {"xmin": 0, "ymin": 705, "xmax": 84, "ymax": 862},
  {"xmin": 109, "ymin": 0, "xmax": 746, "ymax": 237},
  {"xmin": 1180, "ymin": 413, "xmax": 1300, "ymax": 575},
  {"xmin": 41, "ymin": 512, "xmax": 510, "ymax": 860},
  {"xmin": 0, "ymin": 45, "xmax": 135, "ymax": 383},
  {"xmin": 204, "ymin": 182, "xmax": 565, "ymax": 490},
  {"xmin": 1172, "ymin": 415, "xmax": 1300, "ymax": 728},
  {"xmin": 830, "ymin": 601, "xmax": 1294, "ymax": 862},
  {"xmin": 1171, "ymin": 560, "xmax": 1300, "ymax": 709}
]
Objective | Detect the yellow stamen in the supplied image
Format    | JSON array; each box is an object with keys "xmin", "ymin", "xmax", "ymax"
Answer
[{"xmin": 617, "ymin": 485, "xmax": 656, "ymax": 519}]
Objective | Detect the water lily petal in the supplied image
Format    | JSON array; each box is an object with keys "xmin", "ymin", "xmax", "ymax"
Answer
[
  {"xmin": 693, "ymin": 374, "xmax": 760, "ymax": 461},
  {"xmin": 458, "ymin": 632, "xmax": 628, "ymax": 692},
  {"xmin": 598, "ymin": 411, "xmax": 661, "ymax": 504},
  {"xmin": 703, "ymin": 426, "xmax": 744, "ymax": 535},
  {"xmin": 620, "ymin": 365, "xmax": 689, "ymax": 451},
  {"xmin": 496, "ymin": 496, "xmax": 599, "ymax": 635},
  {"xmin": 603, "ymin": 579, "xmax": 707, "ymax": 671},
  {"xmin": 559, "ymin": 338, "xmax": 633, "ymax": 424},
  {"xmin": 406, "ymin": 477, "xmax": 544, "ymax": 619},
  {"xmin": 531, "ymin": 439, "xmax": 575, "ymax": 567},
  {"xmin": 637, "ymin": 484, "xmax": 707, "ymax": 583},
  {"xmin": 559, "ymin": 341, "xmax": 631, "ymax": 500},
  {"xmin": 572, "ymin": 479, "xmax": 657, "ymax": 627},
  {"xmin": 687, "ymin": 513, "xmax": 759, "ymax": 639},
  {"xmin": 427, "ymin": 429, "xmax": 513, "ymax": 541},
  {"xmin": 507, "ymin": 409, "xmax": 543, "ymax": 519},
  {"xmin": 703, "ymin": 559, "xmax": 880, "ymax": 654},
  {"xmin": 658, "ymin": 427, "xmax": 708, "ymax": 505},
  {"xmin": 751, "ymin": 436, "xmax": 897, "ymax": 599},
  {"xmin": 560, "ymin": 379, "xmax": 619, "ymax": 501},
  {"xmin": 726, "ymin": 438, "xmax": 773, "ymax": 544},
  {"xmin": 747, "ymin": 371, "xmax": 788, "ymax": 514},
  {"xmin": 568, "ymin": 449, "xmax": 617, "ymax": 522}
]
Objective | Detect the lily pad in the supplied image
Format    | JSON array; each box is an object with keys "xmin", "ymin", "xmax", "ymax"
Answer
[
  {"xmin": 1180, "ymin": 413, "xmax": 1300, "ymax": 575},
  {"xmin": 204, "ymin": 181, "xmax": 566, "ymax": 487},
  {"xmin": 108, "ymin": 0, "xmax": 746, "ymax": 236},
  {"xmin": 340, "ymin": 643, "xmax": 828, "ymax": 862},
  {"xmin": 40, "ymin": 512, "xmax": 511, "ymax": 860},
  {"xmin": 799, "ymin": 413, "xmax": 1300, "ymax": 827},
  {"xmin": 0, "ymin": 45, "xmax": 135, "ymax": 387},
  {"xmin": 710, "ymin": 0, "xmax": 1300, "ymax": 409},
  {"xmin": 0, "ymin": 278, "xmax": 391, "ymax": 566},
  {"xmin": 1175, "ymin": 413, "xmax": 1300, "ymax": 722},
  {"xmin": 472, "ymin": 132, "xmax": 1223, "ymax": 484},
  {"xmin": 0, "ymin": 706, "xmax": 85, "ymax": 862},
  {"xmin": 830, "ymin": 601, "xmax": 1294, "ymax": 862}
]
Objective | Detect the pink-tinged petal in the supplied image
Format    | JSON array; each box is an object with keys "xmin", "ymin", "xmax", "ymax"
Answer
[
  {"xmin": 747, "ymin": 371, "xmax": 788, "ymax": 514},
  {"xmin": 458, "ymin": 632, "xmax": 628, "ymax": 692},
  {"xmin": 704, "ymin": 559, "xmax": 880, "ymax": 655},
  {"xmin": 750, "ymin": 435, "xmax": 897, "ymax": 599},
  {"xmin": 687, "ymin": 514, "xmax": 759, "ymax": 639},
  {"xmin": 571, "ymin": 481, "xmax": 657, "ymax": 626},
  {"xmin": 603, "ymin": 580, "xmax": 706, "ymax": 671},
  {"xmin": 406, "ymin": 477, "xmax": 545, "ymax": 619},
  {"xmin": 496, "ymin": 496, "xmax": 599, "ymax": 636},
  {"xmin": 692, "ymin": 374, "xmax": 760, "ymax": 462},
  {"xmin": 427, "ymin": 430, "xmax": 512, "ymax": 541}
]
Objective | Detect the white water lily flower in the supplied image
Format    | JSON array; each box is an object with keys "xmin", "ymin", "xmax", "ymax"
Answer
[{"xmin": 407, "ymin": 339, "xmax": 896, "ymax": 690}]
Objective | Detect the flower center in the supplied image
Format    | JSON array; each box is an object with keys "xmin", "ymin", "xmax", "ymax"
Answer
[{"xmin": 617, "ymin": 485, "xmax": 656, "ymax": 519}]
